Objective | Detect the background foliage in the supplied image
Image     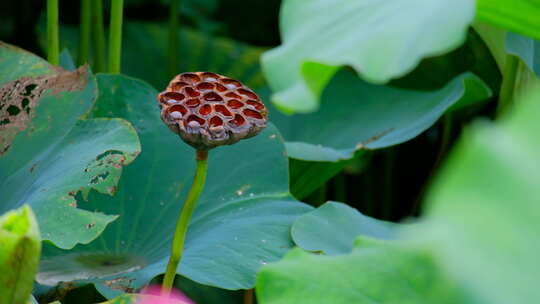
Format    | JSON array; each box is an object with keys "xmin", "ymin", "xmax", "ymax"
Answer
[{"xmin": 0, "ymin": 0, "xmax": 539, "ymax": 303}]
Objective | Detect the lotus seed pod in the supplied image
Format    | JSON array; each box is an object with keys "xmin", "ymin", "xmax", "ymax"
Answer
[{"xmin": 158, "ymin": 72, "xmax": 268, "ymax": 150}]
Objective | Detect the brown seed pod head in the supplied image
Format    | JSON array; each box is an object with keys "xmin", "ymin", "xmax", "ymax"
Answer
[{"xmin": 158, "ymin": 72, "xmax": 268, "ymax": 150}]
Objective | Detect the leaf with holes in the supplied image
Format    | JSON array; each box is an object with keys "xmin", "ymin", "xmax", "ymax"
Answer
[
  {"xmin": 0, "ymin": 43, "xmax": 141, "ymax": 249},
  {"xmin": 36, "ymin": 74, "xmax": 312, "ymax": 297},
  {"xmin": 0, "ymin": 206, "xmax": 41, "ymax": 304},
  {"xmin": 262, "ymin": 0, "xmax": 475, "ymax": 112}
]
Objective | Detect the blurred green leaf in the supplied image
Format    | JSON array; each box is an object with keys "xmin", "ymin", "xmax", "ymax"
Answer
[
  {"xmin": 256, "ymin": 238, "xmax": 467, "ymax": 304},
  {"xmin": 505, "ymin": 32, "xmax": 540, "ymax": 77},
  {"xmin": 501, "ymin": 32, "xmax": 540, "ymax": 104},
  {"xmin": 36, "ymin": 74, "xmax": 312, "ymax": 295},
  {"xmin": 0, "ymin": 43, "xmax": 141, "ymax": 249},
  {"xmin": 292, "ymin": 202, "xmax": 399, "ymax": 255},
  {"xmin": 28, "ymin": 295, "xmax": 38, "ymax": 304},
  {"xmin": 477, "ymin": 0, "xmax": 540, "ymax": 41},
  {"xmin": 0, "ymin": 206, "xmax": 41, "ymax": 304},
  {"xmin": 415, "ymin": 85, "xmax": 540, "ymax": 304},
  {"xmin": 262, "ymin": 0, "xmax": 475, "ymax": 112},
  {"xmin": 270, "ymin": 70, "xmax": 491, "ymax": 162}
]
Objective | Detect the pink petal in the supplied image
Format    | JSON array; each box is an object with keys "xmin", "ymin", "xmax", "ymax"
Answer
[{"xmin": 137, "ymin": 285, "xmax": 195, "ymax": 304}]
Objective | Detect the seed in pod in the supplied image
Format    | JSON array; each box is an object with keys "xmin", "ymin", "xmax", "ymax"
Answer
[{"xmin": 157, "ymin": 72, "xmax": 268, "ymax": 150}]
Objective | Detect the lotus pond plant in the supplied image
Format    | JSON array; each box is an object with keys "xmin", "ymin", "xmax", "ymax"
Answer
[
  {"xmin": 0, "ymin": 0, "xmax": 540, "ymax": 303},
  {"xmin": 157, "ymin": 71, "xmax": 268, "ymax": 292}
]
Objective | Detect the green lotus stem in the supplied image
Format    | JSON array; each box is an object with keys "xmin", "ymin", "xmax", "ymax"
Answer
[
  {"xmin": 162, "ymin": 150, "xmax": 208, "ymax": 292},
  {"xmin": 381, "ymin": 148, "xmax": 395, "ymax": 220},
  {"xmin": 168, "ymin": 0, "xmax": 179, "ymax": 78},
  {"xmin": 333, "ymin": 173, "xmax": 346, "ymax": 203},
  {"xmin": 91, "ymin": 0, "xmax": 106, "ymax": 73},
  {"xmin": 78, "ymin": 0, "xmax": 91, "ymax": 66},
  {"xmin": 47, "ymin": 0, "xmax": 59, "ymax": 65},
  {"xmin": 497, "ymin": 55, "xmax": 519, "ymax": 117},
  {"xmin": 108, "ymin": 0, "xmax": 124, "ymax": 74}
]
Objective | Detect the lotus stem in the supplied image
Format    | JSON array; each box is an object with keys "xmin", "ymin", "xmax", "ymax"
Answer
[
  {"xmin": 162, "ymin": 150, "xmax": 208, "ymax": 292},
  {"xmin": 47, "ymin": 0, "xmax": 59, "ymax": 65},
  {"xmin": 78, "ymin": 0, "xmax": 91, "ymax": 66},
  {"xmin": 91, "ymin": 0, "xmax": 106, "ymax": 72},
  {"xmin": 497, "ymin": 55, "xmax": 519, "ymax": 117},
  {"xmin": 108, "ymin": 0, "xmax": 124, "ymax": 74}
]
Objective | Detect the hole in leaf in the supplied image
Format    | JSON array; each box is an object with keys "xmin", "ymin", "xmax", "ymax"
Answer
[
  {"xmin": 21, "ymin": 84, "xmax": 37, "ymax": 96},
  {"xmin": 7, "ymin": 105, "xmax": 21, "ymax": 116}
]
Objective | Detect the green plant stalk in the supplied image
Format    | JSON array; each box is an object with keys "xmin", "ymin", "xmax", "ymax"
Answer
[
  {"xmin": 108, "ymin": 0, "xmax": 124, "ymax": 74},
  {"xmin": 47, "ymin": 0, "xmax": 59, "ymax": 65},
  {"xmin": 162, "ymin": 150, "xmax": 208, "ymax": 292},
  {"xmin": 333, "ymin": 173, "xmax": 346, "ymax": 202},
  {"xmin": 168, "ymin": 0, "xmax": 179, "ymax": 78},
  {"xmin": 91, "ymin": 0, "xmax": 106, "ymax": 72},
  {"xmin": 410, "ymin": 115, "xmax": 452, "ymax": 215},
  {"xmin": 497, "ymin": 55, "xmax": 519, "ymax": 117},
  {"xmin": 78, "ymin": 0, "xmax": 91, "ymax": 66},
  {"xmin": 381, "ymin": 149, "xmax": 395, "ymax": 220}
]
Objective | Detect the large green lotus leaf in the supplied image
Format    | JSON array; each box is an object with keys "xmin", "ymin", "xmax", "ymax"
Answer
[
  {"xmin": 270, "ymin": 70, "xmax": 492, "ymax": 162},
  {"xmin": 292, "ymin": 202, "xmax": 399, "ymax": 255},
  {"xmin": 0, "ymin": 43, "xmax": 140, "ymax": 249},
  {"xmin": 506, "ymin": 33, "xmax": 540, "ymax": 77},
  {"xmin": 262, "ymin": 0, "xmax": 475, "ymax": 112},
  {"xmin": 36, "ymin": 74, "xmax": 312, "ymax": 296},
  {"xmin": 256, "ymin": 238, "xmax": 468, "ymax": 304},
  {"xmin": 477, "ymin": 0, "xmax": 540, "ymax": 41},
  {"xmin": 413, "ymin": 86, "xmax": 540, "ymax": 303},
  {"xmin": 0, "ymin": 205, "xmax": 41, "ymax": 304}
]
